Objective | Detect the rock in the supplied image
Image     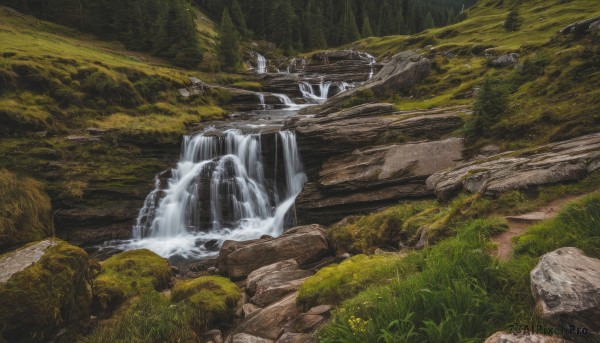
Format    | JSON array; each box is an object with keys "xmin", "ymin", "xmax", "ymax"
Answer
[
  {"xmin": 216, "ymin": 225, "xmax": 330, "ymax": 278},
  {"xmin": 491, "ymin": 53, "xmax": 519, "ymax": 67},
  {"xmin": 285, "ymin": 313, "xmax": 326, "ymax": 333},
  {"xmin": 204, "ymin": 239, "xmax": 220, "ymax": 251},
  {"xmin": 427, "ymin": 132, "xmax": 600, "ymax": 200},
  {"xmin": 251, "ymin": 275, "xmax": 310, "ymax": 307},
  {"xmin": 202, "ymin": 329, "xmax": 224, "ymax": 343},
  {"xmin": 242, "ymin": 303, "xmax": 262, "ymax": 317},
  {"xmin": 319, "ymin": 51, "xmax": 431, "ymax": 111},
  {"xmin": 530, "ymin": 248, "xmax": 600, "ymax": 337},
  {"xmin": 307, "ymin": 305, "xmax": 333, "ymax": 316},
  {"xmin": 484, "ymin": 332, "xmax": 573, "ymax": 343},
  {"xmin": 276, "ymin": 333, "xmax": 317, "ymax": 343},
  {"xmin": 232, "ymin": 333, "xmax": 274, "ymax": 343},
  {"xmin": 246, "ymin": 260, "xmax": 307, "ymax": 294},
  {"xmin": 228, "ymin": 292, "xmax": 302, "ymax": 341},
  {"xmin": 286, "ymin": 105, "xmax": 465, "ymax": 179},
  {"xmin": 296, "ymin": 137, "xmax": 464, "ymax": 225},
  {"xmin": 559, "ymin": 15, "xmax": 600, "ymax": 35},
  {"xmin": 0, "ymin": 239, "xmax": 92, "ymax": 342}
]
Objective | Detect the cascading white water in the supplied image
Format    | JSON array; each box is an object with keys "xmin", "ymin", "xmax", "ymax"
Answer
[
  {"xmin": 257, "ymin": 93, "xmax": 267, "ymax": 109},
  {"xmin": 125, "ymin": 129, "xmax": 306, "ymax": 258},
  {"xmin": 272, "ymin": 93, "xmax": 307, "ymax": 110},
  {"xmin": 367, "ymin": 53, "xmax": 376, "ymax": 79},
  {"xmin": 256, "ymin": 53, "xmax": 267, "ymax": 74},
  {"xmin": 299, "ymin": 81, "xmax": 354, "ymax": 104}
]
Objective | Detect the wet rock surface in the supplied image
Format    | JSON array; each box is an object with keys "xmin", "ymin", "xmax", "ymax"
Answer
[
  {"xmin": 216, "ymin": 225, "xmax": 331, "ymax": 279},
  {"xmin": 484, "ymin": 332, "xmax": 573, "ymax": 343}
]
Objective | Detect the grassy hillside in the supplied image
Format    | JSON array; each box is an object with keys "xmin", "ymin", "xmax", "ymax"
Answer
[
  {"xmin": 351, "ymin": 0, "xmax": 600, "ymax": 151},
  {"xmin": 0, "ymin": 5, "xmax": 226, "ymax": 235}
]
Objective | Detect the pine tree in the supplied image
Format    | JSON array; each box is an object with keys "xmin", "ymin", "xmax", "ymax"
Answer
[
  {"xmin": 466, "ymin": 77, "xmax": 508, "ymax": 138},
  {"xmin": 271, "ymin": 0, "xmax": 295, "ymax": 55},
  {"xmin": 425, "ymin": 11, "xmax": 435, "ymax": 29},
  {"xmin": 361, "ymin": 15, "xmax": 373, "ymax": 38},
  {"xmin": 504, "ymin": 8, "xmax": 523, "ymax": 32},
  {"xmin": 230, "ymin": 0, "xmax": 250, "ymax": 38},
  {"xmin": 218, "ymin": 7, "xmax": 241, "ymax": 72}
]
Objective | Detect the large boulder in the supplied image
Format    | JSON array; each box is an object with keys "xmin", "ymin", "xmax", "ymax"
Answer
[
  {"xmin": 530, "ymin": 248, "xmax": 600, "ymax": 340},
  {"xmin": 427, "ymin": 132, "xmax": 600, "ymax": 200},
  {"xmin": 0, "ymin": 239, "xmax": 93, "ymax": 342},
  {"xmin": 320, "ymin": 51, "xmax": 431, "ymax": 111},
  {"xmin": 484, "ymin": 332, "xmax": 572, "ymax": 343},
  {"xmin": 217, "ymin": 225, "xmax": 330, "ymax": 278}
]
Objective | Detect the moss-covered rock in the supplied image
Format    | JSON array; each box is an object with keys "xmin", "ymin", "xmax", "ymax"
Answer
[
  {"xmin": 171, "ymin": 275, "xmax": 241, "ymax": 331},
  {"xmin": 93, "ymin": 249, "xmax": 172, "ymax": 316},
  {"xmin": 0, "ymin": 239, "xmax": 92, "ymax": 342},
  {"xmin": 0, "ymin": 169, "xmax": 53, "ymax": 249}
]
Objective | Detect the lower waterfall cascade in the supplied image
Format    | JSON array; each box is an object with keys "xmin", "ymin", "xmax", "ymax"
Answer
[{"xmin": 119, "ymin": 129, "xmax": 306, "ymax": 259}]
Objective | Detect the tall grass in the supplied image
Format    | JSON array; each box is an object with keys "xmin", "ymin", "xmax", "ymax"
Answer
[{"xmin": 318, "ymin": 218, "xmax": 534, "ymax": 343}]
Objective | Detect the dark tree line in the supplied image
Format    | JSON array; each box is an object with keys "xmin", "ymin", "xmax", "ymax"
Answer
[
  {"xmin": 197, "ymin": 0, "xmax": 476, "ymax": 53},
  {"xmin": 0, "ymin": 0, "xmax": 203, "ymax": 67}
]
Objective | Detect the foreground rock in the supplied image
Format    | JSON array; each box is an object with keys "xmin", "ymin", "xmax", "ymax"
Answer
[
  {"xmin": 0, "ymin": 239, "xmax": 93, "ymax": 342},
  {"xmin": 217, "ymin": 225, "xmax": 331, "ymax": 278},
  {"xmin": 530, "ymin": 248, "xmax": 600, "ymax": 340},
  {"xmin": 427, "ymin": 132, "xmax": 600, "ymax": 200},
  {"xmin": 319, "ymin": 51, "xmax": 431, "ymax": 111},
  {"xmin": 246, "ymin": 260, "xmax": 313, "ymax": 307},
  {"xmin": 484, "ymin": 332, "xmax": 573, "ymax": 343}
]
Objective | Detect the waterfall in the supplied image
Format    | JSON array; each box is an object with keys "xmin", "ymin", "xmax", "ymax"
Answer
[
  {"xmin": 257, "ymin": 93, "xmax": 267, "ymax": 109},
  {"xmin": 367, "ymin": 54, "xmax": 376, "ymax": 79},
  {"xmin": 256, "ymin": 53, "xmax": 267, "ymax": 74},
  {"xmin": 272, "ymin": 93, "xmax": 307, "ymax": 110},
  {"xmin": 128, "ymin": 130, "xmax": 307, "ymax": 258},
  {"xmin": 299, "ymin": 81, "xmax": 354, "ymax": 104}
]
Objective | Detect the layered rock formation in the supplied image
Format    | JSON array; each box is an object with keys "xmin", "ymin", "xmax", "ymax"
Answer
[
  {"xmin": 285, "ymin": 104, "xmax": 465, "ymax": 224},
  {"xmin": 427, "ymin": 132, "xmax": 600, "ymax": 200}
]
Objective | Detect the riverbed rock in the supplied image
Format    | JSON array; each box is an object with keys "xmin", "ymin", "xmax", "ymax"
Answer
[
  {"xmin": 227, "ymin": 292, "xmax": 302, "ymax": 341},
  {"xmin": 232, "ymin": 333, "xmax": 274, "ymax": 343},
  {"xmin": 530, "ymin": 248, "xmax": 600, "ymax": 338},
  {"xmin": 296, "ymin": 137, "xmax": 464, "ymax": 225},
  {"xmin": 0, "ymin": 239, "xmax": 93, "ymax": 342},
  {"xmin": 319, "ymin": 50, "xmax": 431, "ymax": 111},
  {"xmin": 427, "ymin": 132, "xmax": 600, "ymax": 200},
  {"xmin": 249, "ymin": 266, "xmax": 312, "ymax": 307},
  {"xmin": 484, "ymin": 332, "xmax": 573, "ymax": 343},
  {"xmin": 276, "ymin": 333, "xmax": 317, "ymax": 343},
  {"xmin": 216, "ymin": 225, "xmax": 330, "ymax": 279}
]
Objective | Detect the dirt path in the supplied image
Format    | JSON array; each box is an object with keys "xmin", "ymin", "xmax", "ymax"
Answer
[{"xmin": 492, "ymin": 195, "xmax": 586, "ymax": 261}]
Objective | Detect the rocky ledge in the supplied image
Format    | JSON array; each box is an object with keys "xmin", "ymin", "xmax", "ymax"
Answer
[{"xmin": 427, "ymin": 132, "xmax": 600, "ymax": 200}]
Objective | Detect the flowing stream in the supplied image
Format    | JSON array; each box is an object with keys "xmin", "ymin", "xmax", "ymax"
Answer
[{"xmin": 102, "ymin": 52, "xmax": 375, "ymax": 259}]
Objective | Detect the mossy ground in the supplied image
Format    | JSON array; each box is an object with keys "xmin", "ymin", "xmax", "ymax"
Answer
[
  {"xmin": 0, "ymin": 169, "xmax": 53, "ymax": 249},
  {"xmin": 92, "ymin": 249, "xmax": 172, "ymax": 316},
  {"xmin": 351, "ymin": 0, "xmax": 600, "ymax": 150},
  {"xmin": 89, "ymin": 275, "xmax": 240, "ymax": 342},
  {"xmin": 0, "ymin": 239, "xmax": 92, "ymax": 342}
]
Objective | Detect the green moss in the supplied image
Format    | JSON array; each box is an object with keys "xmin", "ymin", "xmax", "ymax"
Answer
[
  {"xmin": 0, "ymin": 169, "xmax": 53, "ymax": 249},
  {"xmin": 88, "ymin": 290, "xmax": 198, "ymax": 343},
  {"xmin": 297, "ymin": 253, "xmax": 422, "ymax": 310},
  {"xmin": 231, "ymin": 81, "xmax": 262, "ymax": 91},
  {"xmin": 93, "ymin": 249, "xmax": 172, "ymax": 316},
  {"xmin": 171, "ymin": 275, "xmax": 241, "ymax": 330},
  {"xmin": 0, "ymin": 239, "xmax": 92, "ymax": 342}
]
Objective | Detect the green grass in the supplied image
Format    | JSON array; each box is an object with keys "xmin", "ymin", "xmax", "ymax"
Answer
[
  {"xmin": 315, "ymin": 192, "xmax": 600, "ymax": 343},
  {"xmin": 0, "ymin": 169, "xmax": 53, "ymax": 249},
  {"xmin": 350, "ymin": 0, "xmax": 600, "ymax": 149},
  {"xmin": 89, "ymin": 276, "xmax": 241, "ymax": 343}
]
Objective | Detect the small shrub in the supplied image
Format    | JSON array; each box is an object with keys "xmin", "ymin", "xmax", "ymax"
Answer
[
  {"xmin": 504, "ymin": 8, "xmax": 523, "ymax": 32},
  {"xmin": 133, "ymin": 76, "xmax": 168, "ymax": 102},
  {"xmin": 463, "ymin": 77, "xmax": 508, "ymax": 140}
]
